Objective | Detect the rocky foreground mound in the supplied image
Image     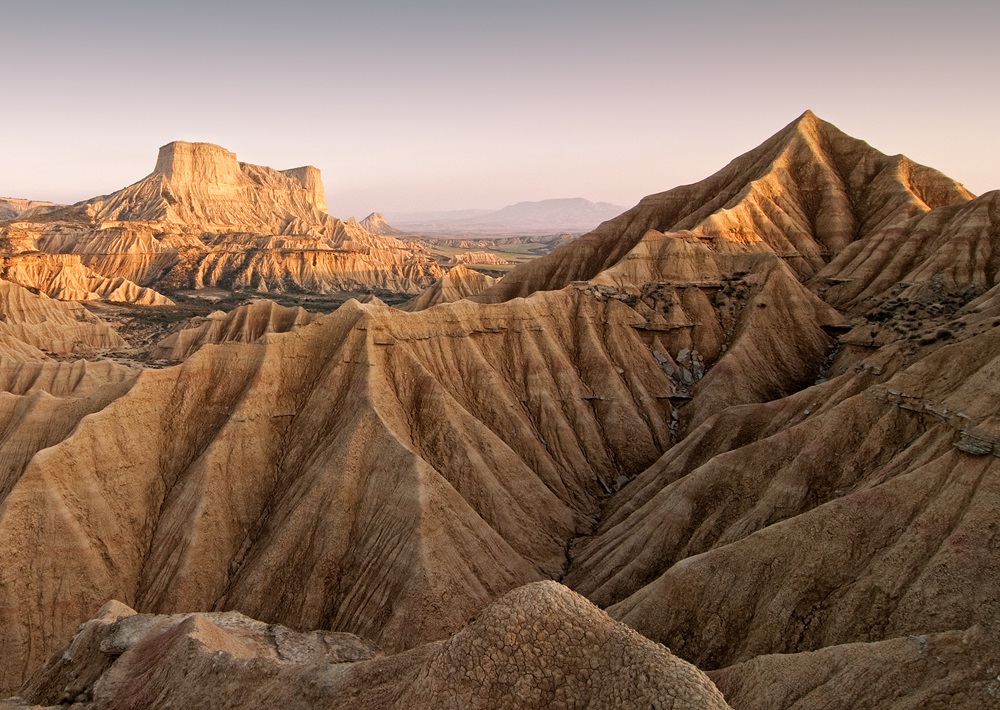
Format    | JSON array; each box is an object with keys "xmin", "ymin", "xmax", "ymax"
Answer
[
  {"xmin": 7, "ymin": 582, "xmax": 728, "ymax": 710},
  {"xmin": 0, "ymin": 112, "xmax": 997, "ymax": 708}
]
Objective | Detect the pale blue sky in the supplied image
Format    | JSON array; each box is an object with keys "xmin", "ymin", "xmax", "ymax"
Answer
[{"xmin": 1, "ymin": 0, "xmax": 997, "ymax": 217}]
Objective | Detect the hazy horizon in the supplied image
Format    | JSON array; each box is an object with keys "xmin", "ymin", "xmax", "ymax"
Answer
[{"xmin": 2, "ymin": 0, "xmax": 997, "ymax": 218}]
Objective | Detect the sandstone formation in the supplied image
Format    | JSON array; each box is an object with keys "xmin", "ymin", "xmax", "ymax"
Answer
[
  {"xmin": 360, "ymin": 211, "xmax": 406, "ymax": 236},
  {"xmin": 149, "ymin": 299, "xmax": 316, "ymax": 361},
  {"xmin": 0, "ymin": 112, "xmax": 997, "ymax": 710},
  {"xmin": 450, "ymin": 250, "xmax": 511, "ymax": 266},
  {"xmin": 472, "ymin": 111, "xmax": 972, "ymax": 303},
  {"xmin": 400, "ymin": 264, "xmax": 498, "ymax": 311},
  {"xmin": 8, "ymin": 583, "xmax": 728, "ymax": 710},
  {"xmin": 814, "ymin": 189, "xmax": 1000, "ymax": 312},
  {"xmin": 0, "ymin": 278, "xmax": 125, "ymax": 357},
  {"xmin": 0, "ymin": 198, "xmax": 58, "ymax": 221},
  {"xmin": 0, "ymin": 143, "xmax": 444, "ymax": 302},
  {"xmin": 88, "ymin": 141, "xmax": 330, "ymax": 232},
  {"xmin": 1, "ymin": 253, "xmax": 172, "ymax": 305},
  {"xmin": 0, "ymin": 288, "xmax": 683, "ymax": 690}
]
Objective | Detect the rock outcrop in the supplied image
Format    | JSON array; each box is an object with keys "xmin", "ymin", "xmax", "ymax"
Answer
[
  {"xmin": 10, "ymin": 582, "xmax": 729, "ymax": 710},
  {"xmin": 0, "ymin": 278, "xmax": 125, "ymax": 356},
  {"xmin": 472, "ymin": 111, "xmax": 972, "ymax": 304},
  {"xmin": 450, "ymin": 250, "xmax": 511, "ymax": 265},
  {"xmin": 0, "ymin": 143, "xmax": 444, "ymax": 302},
  {"xmin": 400, "ymin": 264, "xmax": 498, "ymax": 311},
  {"xmin": 0, "ymin": 198, "xmax": 58, "ymax": 221},
  {"xmin": 360, "ymin": 211, "xmax": 405, "ymax": 236},
  {"xmin": 89, "ymin": 141, "xmax": 330, "ymax": 233},
  {"xmin": 1, "ymin": 254, "xmax": 172, "ymax": 305},
  {"xmin": 0, "ymin": 276, "xmax": 135, "ymax": 400},
  {"xmin": 149, "ymin": 299, "xmax": 316, "ymax": 361},
  {"xmin": 0, "ymin": 289, "xmax": 681, "ymax": 690}
]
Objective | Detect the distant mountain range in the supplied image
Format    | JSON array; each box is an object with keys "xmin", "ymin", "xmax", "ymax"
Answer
[{"xmin": 387, "ymin": 198, "xmax": 627, "ymax": 235}]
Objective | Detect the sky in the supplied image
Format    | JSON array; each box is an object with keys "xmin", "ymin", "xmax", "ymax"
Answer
[{"xmin": 1, "ymin": 0, "xmax": 998, "ymax": 218}]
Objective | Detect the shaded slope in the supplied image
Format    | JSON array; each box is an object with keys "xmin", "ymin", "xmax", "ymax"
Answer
[
  {"xmin": 1, "ymin": 112, "xmax": 997, "ymax": 710},
  {"xmin": 710, "ymin": 625, "xmax": 1000, "ymax": 710},
  {"xmin": 815, "ymin": 190, "xmax": 1000, "ymax": 312},
  {"xmin": 560, "ymin": 317, "xmax": 1000, "ymax": 670},
  {"xmin": 0, "ymin": 289, "xmax": 678, "ymax": 690},
  {"xmin": 568, "ymin": 233, "xmax": 847, "ymax": 432}
]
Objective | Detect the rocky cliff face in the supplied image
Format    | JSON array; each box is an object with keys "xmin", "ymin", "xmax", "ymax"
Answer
[
  {"xmin": 1, "ymin": 253, "xmax": 172, "ymax": 305},
  {"xmin": 148, "ymin": 299, "xmax": 316, "ymax": 361},
  {"xmin": 91, "ymin": 141, "xmax": 330, "ymax": 233},
  {"xmin": 471, "ymin": 111, "xmax": 972, "ymax": 304}
]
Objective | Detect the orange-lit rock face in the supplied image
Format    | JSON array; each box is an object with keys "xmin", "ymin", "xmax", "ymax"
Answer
[{"xmin": 96, "ymin": 140, "xmax": 332, "ymax": 232}]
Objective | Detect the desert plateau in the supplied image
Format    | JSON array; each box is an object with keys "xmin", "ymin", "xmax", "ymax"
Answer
[
  {"xmin": 0, "ymin": 107, "xmax": 997, "ymax": 708},
  {"xmin": 2, "ymin": 1, "xmax": 999, "ymax": 705}
]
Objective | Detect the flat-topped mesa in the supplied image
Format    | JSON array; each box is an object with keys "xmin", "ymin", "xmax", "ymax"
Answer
[
  {"xmin": 154, "ymin": 141, "xmax": 244, "ymax": 188},
  {"xmin": 89, "ymin": 140, "xmax": 332, "ymax": 232},
  {"xmin": 281, "ymin": 165, "xmax": 327, "ymax": 212}
]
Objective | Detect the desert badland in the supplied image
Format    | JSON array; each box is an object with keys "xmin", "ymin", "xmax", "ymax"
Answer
[{"xmin": 0, "ymin": 111, "xmax": 998, "ymax": 708}]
